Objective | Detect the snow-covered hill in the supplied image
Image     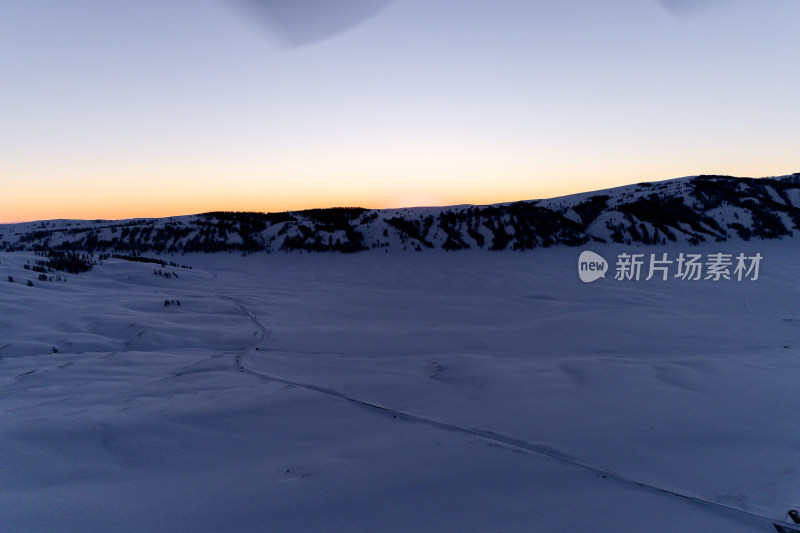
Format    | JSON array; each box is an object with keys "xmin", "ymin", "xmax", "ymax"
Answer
[
  {"xmin": 4, "ymin": 176, "xmax": 800, "ymax": 531},
  {"xmin": 2, "ymin": 242, "xmax": 800, "ymax": 531},
  {"xmin": 3, "ymin": 173, "xmax": 799, "ymax": 254}
]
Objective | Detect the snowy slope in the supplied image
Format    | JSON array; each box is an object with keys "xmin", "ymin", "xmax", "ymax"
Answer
[
  {"xmin": 2, "ymin": 239, "xmax": 800, "ymax": 531},
  {"xmin": 3, "ymin": 174, "xmax": 800, "ymax": 531},
  {"xmin": 2, "ymin": 173, "xmax": 799, "ymax": 254}
]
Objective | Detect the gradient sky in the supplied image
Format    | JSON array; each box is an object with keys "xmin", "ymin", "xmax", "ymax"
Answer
[{"xmin": 2, "ymin": 0, "xmax": 799, "ymax": 222}]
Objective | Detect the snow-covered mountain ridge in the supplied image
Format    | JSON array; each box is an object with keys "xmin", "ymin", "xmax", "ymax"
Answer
[{"xmin": 3, "ymin": 173, "xmax": 799, "ymax": 253}]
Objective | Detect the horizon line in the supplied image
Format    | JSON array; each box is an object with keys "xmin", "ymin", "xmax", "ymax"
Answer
[{"xmin": 3, "ymin": 172, "xmax": 796, "ymax": 225}]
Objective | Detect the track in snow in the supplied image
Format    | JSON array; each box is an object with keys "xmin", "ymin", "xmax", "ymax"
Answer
[
  {"xmin": 168, "ymin": 270, "xmax": 795, "ymax": 533},
  {"xmin": 234, "ymin": 298, "xmax": 794, "ymax": 532}
]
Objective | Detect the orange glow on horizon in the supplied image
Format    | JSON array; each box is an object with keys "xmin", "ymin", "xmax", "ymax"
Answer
[
  {"xmin": 3, "ymin": 165, "xmax": 796, "ymax": 224},
  {"xmin": 0, "ymin": 182, "xmax": 595, "ymax": 223}
]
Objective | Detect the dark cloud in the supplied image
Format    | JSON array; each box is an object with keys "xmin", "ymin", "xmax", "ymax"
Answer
[
  {"xmin": 229, "ymin": 0, "xmax": 394, "ymax": 47},
  {"xmin": 657, "ymin": 0, "xmax": 728, "ymax": 17}
]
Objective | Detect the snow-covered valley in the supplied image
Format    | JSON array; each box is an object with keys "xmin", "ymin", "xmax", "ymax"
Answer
[{"xmin": 2, "ymin": 240, "xmax": 799, "ymax": 532}]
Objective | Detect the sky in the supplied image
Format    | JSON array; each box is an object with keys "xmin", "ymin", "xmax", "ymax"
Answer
[{"xmin": 1, "ymin": 0, "xmax": 799, "ymax": 222}]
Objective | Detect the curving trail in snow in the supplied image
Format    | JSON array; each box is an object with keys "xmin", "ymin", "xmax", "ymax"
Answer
[
  {"xmin": 3, "ymin": 247, "xmax": 800, "ymax": 532},
  {"xmin": 223, "ymin": 295, "xmax": 793, "ymax": 533}
]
